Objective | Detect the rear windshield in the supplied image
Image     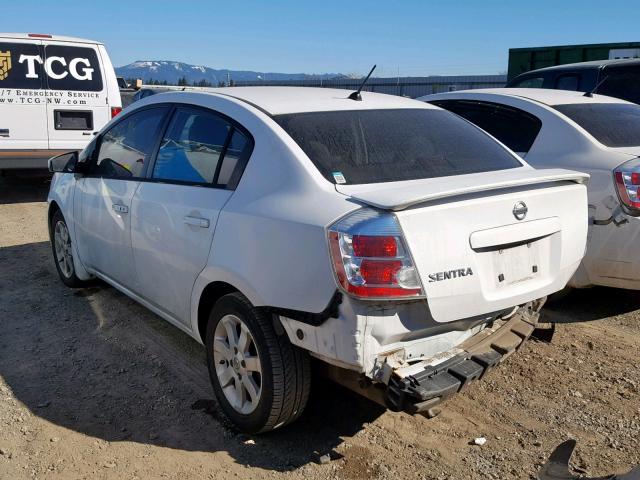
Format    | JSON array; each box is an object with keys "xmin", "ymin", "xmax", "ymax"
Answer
[
  {"xmin": 274, "ymin": 109, "xmax": 522, "ymax": 185},
  {"xmin": 553, "ymin": 103, "xmax": 640, "ymax": 148}
]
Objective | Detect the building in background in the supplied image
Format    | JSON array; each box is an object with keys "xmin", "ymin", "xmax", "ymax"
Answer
[
  {"xmin": 234, "ymin": 75, "xmax": 507, "ymax": 98},
  {"xmin": 508, "ymin": 42, "xmax": 640, "ymax": 80}
]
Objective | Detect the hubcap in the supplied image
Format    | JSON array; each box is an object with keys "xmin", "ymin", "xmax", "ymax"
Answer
[
  {"xmin": 213, "ymin": 314, "xmax": 262, "ymax": 414},
  {"xmin": 54, "ymin": 220, "xmax": 74, "ymax": 279}
]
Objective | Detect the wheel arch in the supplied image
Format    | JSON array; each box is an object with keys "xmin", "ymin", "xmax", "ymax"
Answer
[
  {"xmin": 196, "ymin": 281, "xmax": 240, "ymax": 344},
  {"xmin": 47, "ymin": 200, "xmax": 61, "ymax": 237},
  {"xmin": 47, "ymin": 194, "xmax": 92, "ymax": 282}
]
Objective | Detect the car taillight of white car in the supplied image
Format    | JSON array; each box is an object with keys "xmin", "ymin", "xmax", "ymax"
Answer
[
  {"xmin": 328, "ymin": 208, "xmax": 424, "ymax": 299},
  {"xmin": 614, "ymin": 158, "xmax": 640, "ymax": 215}
]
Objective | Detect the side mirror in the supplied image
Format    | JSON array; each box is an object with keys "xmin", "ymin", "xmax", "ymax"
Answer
[{"xmin": 48, "ymin": 151, "xmax": 79, "ymax": 174}]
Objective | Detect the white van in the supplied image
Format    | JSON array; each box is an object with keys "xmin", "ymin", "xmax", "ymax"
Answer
[{"xmin": 0, "ymin": 33, "xmax": 121, "ymax": 170}]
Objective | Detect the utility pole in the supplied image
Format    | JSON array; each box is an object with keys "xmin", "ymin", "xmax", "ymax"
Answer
[{"xmin": 227, "ymin": 72, "xmax": 230, "ymax": 87}]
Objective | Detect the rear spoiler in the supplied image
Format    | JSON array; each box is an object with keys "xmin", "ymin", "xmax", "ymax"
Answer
[{"xmin": 335, "ymin": 168, "xmax": 589, "ymax": 211}]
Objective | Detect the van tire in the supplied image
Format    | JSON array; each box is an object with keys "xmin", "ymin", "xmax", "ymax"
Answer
[{"xmin": 205, "ymin": 292, "xmax": 311, "ymax": 433}]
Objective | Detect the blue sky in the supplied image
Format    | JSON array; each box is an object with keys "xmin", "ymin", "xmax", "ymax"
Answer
[{"xmin": 5, "ymin": 0, "xmax": 640, "ymax": 76}]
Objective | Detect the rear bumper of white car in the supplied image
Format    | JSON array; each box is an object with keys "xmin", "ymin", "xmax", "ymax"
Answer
[
  {"xmin": 312, "ymin": 301, "xmax": 546, "ymax": 415},
  {"xmin": 383, "ymin": 302, "xmax": 543, "ymax": 414}
]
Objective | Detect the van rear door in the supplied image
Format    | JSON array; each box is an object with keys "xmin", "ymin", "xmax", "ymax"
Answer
[
  {"xmin": 42, "ymin": 41, "xmax": 108, "ymax": 151},
  {"xmin": 0, "ymin": 39, "xmax": 49, "ymax": 159}
]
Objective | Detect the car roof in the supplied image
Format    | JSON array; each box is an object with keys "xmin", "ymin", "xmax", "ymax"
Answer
[
  {"xmin": 425, "ymin": 88, "xmax": 632, "ymax": 107},
  {"xmin": 517, "ymin": 58, "xmax": 640, "ymax": 74},
  {"xmin": 0, "ymin": 32, "xmax": 102, "ymax": 44},
  {"xmin": 207, "ymin": 86, "xmax": 435, "ymax": 115}
]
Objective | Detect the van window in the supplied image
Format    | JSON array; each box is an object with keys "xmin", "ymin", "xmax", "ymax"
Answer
[
  {"xmin": 275, "ymin": 109, "xmax": 522, "ymax": 185},
  {"xmin": 598, "ymin": 66, "xmax": 640, "ymax": 104},
  {"xmin": 92, "ymin": 107, "xmax": 168, "ymax": 178},
  {"xmin": 0, "ymin": 42, "xmax": 44, "ymax": 89},
  {"xmin": 510, "ymin": 77, "xmax": 544, "ymax": 88},
  {"xmin": 43, "ymin": 45, "xmax": 103, "ymax": 92},
  {"xmin": 555, "ymin": 74, "xmax": 580, "ymax": 91},
  {"xmin": 554, "ymin": 103, "xmax": 640, "ymax": 148},
  {"xmin": 433, "ymin": 100, "xmax": 542, "ymax": 154}
]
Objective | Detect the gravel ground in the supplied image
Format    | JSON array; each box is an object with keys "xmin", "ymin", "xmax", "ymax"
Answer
[{"xmin": 0, "ymin": 175, "xmax": 638, "ymax": 480}]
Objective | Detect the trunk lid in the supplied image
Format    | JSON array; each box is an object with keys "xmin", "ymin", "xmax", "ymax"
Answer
[
  {"xmin": 336, "ymin": 168, "xmax": 589, "ymax": 323},
  {"xmin": 335, "ymin": 167, "xmax": 587, "ymax": 210}
]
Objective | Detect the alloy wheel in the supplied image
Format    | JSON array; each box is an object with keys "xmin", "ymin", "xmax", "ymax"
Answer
[
  {"xmin": 54, "ymin": 220, "xmax": 74, "ymax": 278},
  {"xmin": 213, "ymin": 314, "xmax": 263, "ymax": 414}
]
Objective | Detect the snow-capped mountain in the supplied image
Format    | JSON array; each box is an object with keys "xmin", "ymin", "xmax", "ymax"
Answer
[{"xmin": 116, "ymin": 60, "xmax": 344, "ymax": 84}]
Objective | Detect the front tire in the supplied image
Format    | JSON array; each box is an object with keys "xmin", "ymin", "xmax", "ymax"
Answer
[
  {"xmin": 50, "ymin": 209, "xmax": 88, "ymax": 288},
  {"xmin": 205, "ymin": 292, "xmax": 310, "ymax": 433}
]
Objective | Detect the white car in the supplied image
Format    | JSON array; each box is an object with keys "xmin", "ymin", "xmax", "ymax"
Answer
[
  {"xmin": 421, "ymin": 89, "xmax": 640, "ymax": 291},
  {"xmin": 47, "ymin": 87, "xmax": 588, "ymax": 433},
  {"xmin": 0, "ymin": 33, "xmax": 121, "ymax": 171}
]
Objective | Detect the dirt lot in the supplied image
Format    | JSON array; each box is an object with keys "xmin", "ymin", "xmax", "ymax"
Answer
[{"xmin": 0, "ymin": 175, "xmax": 638, "ymax": 480}]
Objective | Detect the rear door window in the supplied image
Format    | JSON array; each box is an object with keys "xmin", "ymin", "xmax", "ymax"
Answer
[
  {"xmin": 432, "ymin": 100, "xmax": 542, "ymax": 154},
  {"xmin": 91, "ymin": 107, "xmax": 168, "ymax": 178},
  {"xmin": 274, "ymin": 109, "xmax": 522, "ymax": 185},
  {"xmin": 152, "ymin": 107, "xmax": 232, "ymax": 184},
  {"xmin": 553, "ymin": 103, "xmax": 640, "ymax": 147},
  {"xmin": 0, "ymin": 41, "xmax": 44, "ymax": 89},
  {"xmin": 217, "ymin": 130, "xmax": 249, "ymax": 186},
  {"xmin": 43, "ymin": 44, "xmax": 103, "ymax": 92}
]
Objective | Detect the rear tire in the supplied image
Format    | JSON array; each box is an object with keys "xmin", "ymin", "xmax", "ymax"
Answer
[
  {"xmin": 50, "ymin": 209, "xmax": 89, "ymax": 288},
  {"xmin": 205, "ymin": 292, "xmax": 310, "ymax": 433}
]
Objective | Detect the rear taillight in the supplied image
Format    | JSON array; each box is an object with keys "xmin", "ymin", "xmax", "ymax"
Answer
[
  {"xmin": 328, "ymin": 208, "xmax": 423, "ymax": 299},
  {"xmin": 614, "ymin": 158, "xmax": 640, "ymax": 215},
  {"xmin": 111, "ymin": 107, "xmax": 122, "ymax": 118}
]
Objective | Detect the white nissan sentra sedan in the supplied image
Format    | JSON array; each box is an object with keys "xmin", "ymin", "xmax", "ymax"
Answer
[
  {"xmin": 421, "ymin": 89, "xmax": 640, "ymax": 291},
  {"xmin": 47, "ymin": 87, "xmax": 588, "ymax": 433}
]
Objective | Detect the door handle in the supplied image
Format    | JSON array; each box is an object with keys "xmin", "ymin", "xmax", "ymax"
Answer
[
  {"xmin": 0, "ymin": 129, "xmax": 9, "ymax": 138},
  {"xmin": 183, "ymin": 216, "xmax": 210, "ymax": 228},
  {"xmin": 112, "ymin": 204, "xmax": 129, "ymax": 214}
]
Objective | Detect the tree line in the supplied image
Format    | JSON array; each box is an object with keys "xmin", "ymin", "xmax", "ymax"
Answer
[{"xmin": 124, "ymin": 76, "xmax": 236, "ymax": 87}]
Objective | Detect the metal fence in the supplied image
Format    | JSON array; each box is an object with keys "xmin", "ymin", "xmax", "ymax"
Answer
[{"xmin": 233, "ymin": 75, "xmax": 507, "ymax": 98}]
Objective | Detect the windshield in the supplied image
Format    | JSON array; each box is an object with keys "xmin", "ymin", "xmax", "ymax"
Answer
[
  {"xmin": 274, "ymin": 109, "xmax": 522, "ymax": 185},
  {"xmin": 553, "ymin": 103, "xmax": 640, "ymax": 148}
]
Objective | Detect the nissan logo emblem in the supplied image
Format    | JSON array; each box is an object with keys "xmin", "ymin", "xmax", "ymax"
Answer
[{"xmin": 513, "ymin": 201, "xmax": 528, "ymax": 221}]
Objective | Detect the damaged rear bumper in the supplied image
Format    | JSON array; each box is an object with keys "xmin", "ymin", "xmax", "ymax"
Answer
[{"xmin": 384, "ymin": 303, "xmax": 542, "ymax": 414}]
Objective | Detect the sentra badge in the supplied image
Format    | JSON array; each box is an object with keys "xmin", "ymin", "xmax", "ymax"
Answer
[{"xmin": 428, "ymin": 268, "xmax": 473, "ymax": 283}]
